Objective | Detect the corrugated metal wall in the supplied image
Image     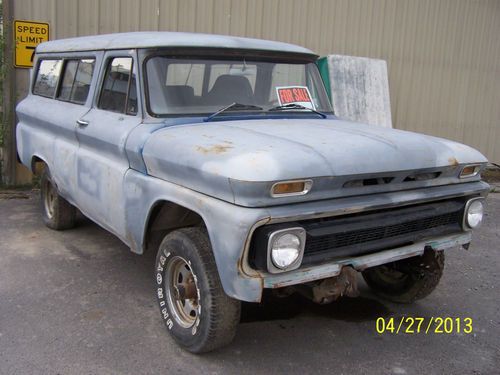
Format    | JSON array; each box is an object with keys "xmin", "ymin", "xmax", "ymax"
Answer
[{"xmin": 11, "ymin": 0, "xmax": 500, "ymax": 180}]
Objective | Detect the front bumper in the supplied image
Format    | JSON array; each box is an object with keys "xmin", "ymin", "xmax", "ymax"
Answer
[{"xmin": 262, "ymin": 231, "xmax": 471, "ymax": 288}]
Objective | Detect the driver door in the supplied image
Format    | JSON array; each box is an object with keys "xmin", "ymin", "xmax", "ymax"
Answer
[{"xmin": 75, "ymin": 50, "xmax": 142, "ymax": 239}]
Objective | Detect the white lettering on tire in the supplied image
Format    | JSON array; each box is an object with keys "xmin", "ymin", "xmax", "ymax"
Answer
[{"xmin": 161, "ymin": 308, "xmax": 169, "ymax": 320}]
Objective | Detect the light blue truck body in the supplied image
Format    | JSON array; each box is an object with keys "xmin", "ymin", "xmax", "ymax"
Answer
[{"xmin": 16, "ymin": 32, "xmax": 489, "ymax": 302}]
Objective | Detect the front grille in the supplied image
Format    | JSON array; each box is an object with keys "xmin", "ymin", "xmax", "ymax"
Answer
[
  {"xmin": 249, "ymin": 198, "xmax": 465, "ymax": 270},
  {"xmin": 299, "ymin": 199, "xmax": 464, "ymax": 263},
  {"xmin": 305, "ymin": 210, "xmax": 461, "ymax": 254}
]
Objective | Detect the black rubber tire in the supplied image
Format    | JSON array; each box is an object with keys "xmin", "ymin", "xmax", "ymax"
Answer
[
  {"xmin": 362, "ymin": 249, "xmax": 445, "ymax": 304},
  {"xmin": 40, "ymin": 167, "xmax": 77, "ymax": 230},
  {"xmin": 154, "ymin": 227, "xmax": 241, "ymax": 353}
]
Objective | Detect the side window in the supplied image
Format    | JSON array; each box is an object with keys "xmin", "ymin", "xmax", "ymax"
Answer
[
  {"xmin": 33, "ymin": 59, "xmax": 63, "ymax": 98},
  {"xmin": 58, "ymin": 60, "xmax": 78, "ymax": 101},
  {"xmin": 98, "ymin": 57, "xmax": 137, "ymax": 115},
  {"xmin": 57, "ymin": 59, "xmax": 96, "ymax": 104}
]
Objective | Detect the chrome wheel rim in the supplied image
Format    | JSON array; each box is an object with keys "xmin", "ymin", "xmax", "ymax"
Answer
[
  {"xmin": 43, "ymin": 179, "xmax": 56, "ymax": 219},
  {"xmin": 165, "ymin": 256, "xmax": 200, "ymax": 328}
]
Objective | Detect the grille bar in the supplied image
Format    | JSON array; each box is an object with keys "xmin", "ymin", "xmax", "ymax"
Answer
[
  {"xmin": 297, "ymin": 199, "xmax": 465, "ymax": 262},
  {"xmin": 305, "ymin": 210, "xmax": 461, "ymax": 254}
]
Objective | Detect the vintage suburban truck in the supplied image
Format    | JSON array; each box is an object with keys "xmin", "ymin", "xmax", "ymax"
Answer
[{"xmin": 16, "ymin": 32, "xmax": 489, "ymax": 353}]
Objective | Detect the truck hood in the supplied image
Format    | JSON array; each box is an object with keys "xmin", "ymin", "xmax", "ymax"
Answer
[{"xmin": 142, "ymin": 118, "xmax": 487, "ymax": 207}]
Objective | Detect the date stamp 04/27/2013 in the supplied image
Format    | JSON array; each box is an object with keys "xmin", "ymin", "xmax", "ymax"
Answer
[{"xmin": 375, "ymin": 317, "xmax": 474, "ymax": 335}]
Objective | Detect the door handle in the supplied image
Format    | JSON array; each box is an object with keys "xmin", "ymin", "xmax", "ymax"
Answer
[{"xmin": 76, "ymin": 119, "xmax": 89, "ymax": 127}]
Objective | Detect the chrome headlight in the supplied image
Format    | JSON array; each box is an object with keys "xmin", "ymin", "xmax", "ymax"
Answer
[
  {"xmin": 267, "ymin": 228, "xmax": 306, "ymax": 273},
  {"xmin": 463, "ymin": 198, "xmax": 484, "ymax": 230}
]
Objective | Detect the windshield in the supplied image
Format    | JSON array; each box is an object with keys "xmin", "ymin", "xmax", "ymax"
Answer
[{"xmin": 145, "ymin": 56, "xmax": 333, "ymax": 116}]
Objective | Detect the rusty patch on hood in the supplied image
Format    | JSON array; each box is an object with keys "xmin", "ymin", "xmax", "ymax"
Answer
[
  {"xmin": 448, "ymin": 157, "xmax": 459, "ymax": 166},
  {"xmin": 196, "ymin": 143, "xmax": 234, "ymax": 154}
]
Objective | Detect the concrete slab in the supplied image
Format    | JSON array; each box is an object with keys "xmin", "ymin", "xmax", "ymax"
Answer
[{"xmin": 321, "ymin": 55, "xmax": 393, "ymax": 128}]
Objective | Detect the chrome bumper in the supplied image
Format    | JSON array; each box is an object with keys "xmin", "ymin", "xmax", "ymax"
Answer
[{"xmin": 263, "ymin": 232, "xmax": 472, "ymax": 289}]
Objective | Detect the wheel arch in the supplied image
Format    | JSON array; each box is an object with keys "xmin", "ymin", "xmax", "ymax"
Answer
[
  {"xmin": 31, "ymin": 154, "xmax": 48, "ymax": 176},
  {"xmin": 142, "ymin": 199, "xmax": 206, "ymax": 255}
]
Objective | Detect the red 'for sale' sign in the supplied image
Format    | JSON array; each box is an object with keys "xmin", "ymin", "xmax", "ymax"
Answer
[{"xmin": 276, "ymin": 86, "xmax": 315, "ymax": 109}]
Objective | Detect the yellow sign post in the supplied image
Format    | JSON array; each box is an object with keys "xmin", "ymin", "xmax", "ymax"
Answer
[{"xmin": 14, "ymin": 20, "xmax": 50, "ymax": 68}]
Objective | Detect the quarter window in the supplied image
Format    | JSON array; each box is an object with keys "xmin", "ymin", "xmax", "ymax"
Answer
[
  {"xmin": 33, "ymin": 59, "xmax": 63, "ymax": 98},
  {"xmin": 98, "ymin": 57, "xmax": 137, "ymax": 115},
  {"xmin": 57, "ymin": 59, "xmax": 95, "ymax": 104}
]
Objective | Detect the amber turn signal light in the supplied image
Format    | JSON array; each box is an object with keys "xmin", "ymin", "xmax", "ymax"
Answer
[
  {"xmin": 460, "ymin": 165, "xmax": 481, "ymax": 178},
  {"xmin": 271, "ymin": 180, "xmax": 312, "ymax": 197}
]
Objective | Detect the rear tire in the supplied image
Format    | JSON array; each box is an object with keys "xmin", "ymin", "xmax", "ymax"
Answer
[
  {"xmin": 154, "ymin": 227, "xmax": 241, "ymax": 353},
  {"xmin": 40, "ymin": 167, "xmax": 77, "ymax": 230},
  {"xmin": 362, "ymin": 249, "xmax": 445, "ymax": 304}
]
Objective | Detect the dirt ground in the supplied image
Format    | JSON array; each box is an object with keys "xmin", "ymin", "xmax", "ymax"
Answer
[
  {"xmin": 483, "ymin": 168, "xmax": 500, "ymax": 183},
  {"xmin": 0, "ymin": 191, "xmax": 499, "ymax": 375}
]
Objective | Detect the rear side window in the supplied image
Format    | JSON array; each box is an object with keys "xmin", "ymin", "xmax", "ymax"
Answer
[
  {"xmin": 57, "ymin": 59, "xmax": 95, "ymax": 104},
  {"xmin": 98, "ymin": 57, "xmax": 137, "ymax": 115},
  {"xmin": 33, "ymin": 59, "xmax": 63, "ymax": 98}
]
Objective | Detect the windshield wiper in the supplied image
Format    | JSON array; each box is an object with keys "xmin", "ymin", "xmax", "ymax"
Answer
[
  {"xmin": 204, "ymin": 102, "xmax": 263, "ymax": 122},
  {"xmin": 268, "ymin": 103, "xmax": 327, "ymax": 118}
]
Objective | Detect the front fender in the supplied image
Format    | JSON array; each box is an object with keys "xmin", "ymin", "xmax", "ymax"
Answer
[{"xmin": 123, "ymin": 169, "xmax": 270, "ymax": 302}]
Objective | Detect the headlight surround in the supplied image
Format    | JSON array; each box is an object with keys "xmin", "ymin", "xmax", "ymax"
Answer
[
  {"xmin": 463, "ymin": 198, "xmax": 484, "ymax": 230},
  {"xmin": 267, "ymin": 228, "xmax": 306, "ymax": 273}
]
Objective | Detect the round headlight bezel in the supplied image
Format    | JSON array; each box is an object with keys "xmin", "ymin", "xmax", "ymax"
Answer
[
  {"xmin": 267, "ymin": 227, "xmax": 306, "ymax": 273},
  {"xmin": 463, "ymin": 198, "xmax": 484, "ymax": 230}
]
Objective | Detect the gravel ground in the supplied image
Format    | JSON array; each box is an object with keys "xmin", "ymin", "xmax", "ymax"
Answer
[{"xmin": 0, "ymin": 191, "xmax": 499, "ymax": 375}]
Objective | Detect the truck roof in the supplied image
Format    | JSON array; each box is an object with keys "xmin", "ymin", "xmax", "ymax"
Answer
[{"xmin": 36, "ymin": 31, "xmax": 316, "ymax": 56}]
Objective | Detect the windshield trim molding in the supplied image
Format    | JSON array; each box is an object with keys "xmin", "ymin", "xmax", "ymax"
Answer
[{"xmin": 142, "ymin": 50, "xmax": 331, "ymax": 119}]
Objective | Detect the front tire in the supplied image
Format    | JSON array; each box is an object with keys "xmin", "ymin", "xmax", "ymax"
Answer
[
  {"xmin": 154, "ymin": 227, "xmax": 241, "ymax": 353},
  {"xmin": 40, "ymin": 167, "xmax": 77, "ymax": 230},
  {"xmin": 362, "ymin": 249, "xmax": 445, "ymax": 304}
]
